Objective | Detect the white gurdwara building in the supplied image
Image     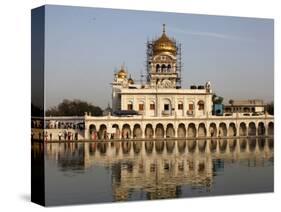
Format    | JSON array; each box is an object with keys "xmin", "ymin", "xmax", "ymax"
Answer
[
  {"xmin": 112, "ymin": 24, "xmax": 212, "ymax": 118},
  {"xmin": 37, "ymin": 25, "xmax": 274, "ymax": 141}
]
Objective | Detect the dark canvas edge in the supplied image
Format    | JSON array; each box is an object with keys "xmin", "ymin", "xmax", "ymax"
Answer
[{"xmin": 31, "ymin": 5, "xmax": 46, "ymax": 207}]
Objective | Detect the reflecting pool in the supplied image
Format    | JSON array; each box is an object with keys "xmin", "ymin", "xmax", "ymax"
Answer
[{"xmin": 32, "ymin": 138, "xmax": 274, "ymax": 206}]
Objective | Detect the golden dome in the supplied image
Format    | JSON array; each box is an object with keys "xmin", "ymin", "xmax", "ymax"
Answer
[
  {"xmin": 153, "ymin": 24, "xmax": 177, "ymax": 55},
  {"xmin": 117, "ymin": 66, "xmax": 127, "ymax": 79}
]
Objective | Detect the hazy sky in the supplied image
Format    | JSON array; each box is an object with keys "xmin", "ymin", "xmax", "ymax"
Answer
[{"xmin": 44, "ymin": 5, "xmax": 274, "ymax": 109}]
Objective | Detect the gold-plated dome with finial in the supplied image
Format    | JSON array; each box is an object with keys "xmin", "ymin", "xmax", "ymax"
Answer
[
  {"xmin": 117, "ymin": 66, "xmax": 127, "ymax": 79},
  {"xmin": 153, "ymin": 24, "xmax": 177, "ymax": 55}
]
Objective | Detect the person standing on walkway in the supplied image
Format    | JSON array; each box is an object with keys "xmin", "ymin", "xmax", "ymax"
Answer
[{"xmin": 64, "ymin": 131, "xmax": 67, "ymax": 140}]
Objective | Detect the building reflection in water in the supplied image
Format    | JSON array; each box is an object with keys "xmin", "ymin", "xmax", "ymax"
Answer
[{"xmin": 32, "ymin": 138, "xmax": 274, "ymax": 201}]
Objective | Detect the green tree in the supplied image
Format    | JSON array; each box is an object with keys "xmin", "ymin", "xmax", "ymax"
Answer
[
  {"xmin": 212, "ymin": 94, "xmax": 224, "ymax": 104},
  {"xmin": 266, "ymin": 101, "xmax": 274, "ymax": 115},
  {"xmin": 45, "ymin": 99, "xmax": 103, "ymax": 116},
  {"xmin": 31, "ymin": 103, "xmax": 44, "ymax": 116}
]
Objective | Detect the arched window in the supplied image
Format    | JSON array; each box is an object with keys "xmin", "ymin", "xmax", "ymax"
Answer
[
  {"xmin": 167, "ymin": 64, "xmax": 171, "ymax": 72},
  {"xmin": 161, "ymin": 64, "xmax": 166, "ymax": 72},
  {"xmin": 178, "ymin": 101, "xmax": 183, "ymax": 110},
  {"xmin": 150, "ymin": 101, "xmax": 155, "ymax": 110},
  {"xmin": 198, "ymin": 100, "xmax": 204, "ymax": 110},
  {"xmin": 187, "ymin": 102, "xmax": 194, "ymax": 115},
  {"xmin": 162, "ymin": 98, "xmax": 172, "ymax": 115},
  {"xmin": 138, "ymin": 101, "xmax": 144, "ymax": 111},
  {"xmin": 127, "ymin": 101, "xmax": 133, "ymax": 110},
  {"xmin": 156, "ymin": 64, "xmax": 160, "ymax": 72}
]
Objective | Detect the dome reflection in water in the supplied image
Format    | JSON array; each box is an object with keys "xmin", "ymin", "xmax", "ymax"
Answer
[{"xmin": 34, "ymin": 138, "xmax": 273, "ymax": 205}]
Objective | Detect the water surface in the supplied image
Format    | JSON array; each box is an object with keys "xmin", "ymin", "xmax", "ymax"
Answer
[{"xmin": 31, "ymin": 138, "xmax": 274, "ymax": 206}]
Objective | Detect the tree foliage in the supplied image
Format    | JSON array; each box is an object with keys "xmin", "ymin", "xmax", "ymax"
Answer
[
  {"xmin": 229, "ymin": 99, "xmax": 234, "ymax": 105},
  {"xmin": 266, "ymin": 101, "xmax": 274, "ymax": 115},
  {"xmin": 31, "ymin": 103, "xmax": 44, "ymax": 116},
  {"xmin": 212, "ymin": 94, "xmax": 224, "ymax": 104},
  {"xmin": 45, "ymin": 99, "xmax": 103, "ymax": 116}
]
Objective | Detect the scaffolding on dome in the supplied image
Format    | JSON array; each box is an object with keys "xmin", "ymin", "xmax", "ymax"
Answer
[
  {"xmin": 176, "ymin": 42, "xmax": 183, "ymax": 88},
  {"xmin": 145, "ymin": 39, "xmax": 183, "ymax": 88},
  {"xmin": 145, "ymin": 40, "xmax": 153, "ymax": 84}
]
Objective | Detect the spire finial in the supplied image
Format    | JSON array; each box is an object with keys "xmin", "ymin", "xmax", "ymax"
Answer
[
  {"xmin": 163, "ymin": 24, "xmax": 166, "ymax": 33},
  {"xmin": 121, "ymin": 62, "xmax": 125, "ymax": 70}
]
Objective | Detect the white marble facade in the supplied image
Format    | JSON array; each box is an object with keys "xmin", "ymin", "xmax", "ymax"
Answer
[{"xmin": 112, "ymin": 25, "xmax": 213, "ymax": 118}]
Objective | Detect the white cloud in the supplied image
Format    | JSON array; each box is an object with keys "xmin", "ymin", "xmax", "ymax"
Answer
[{"xmin": 169, "ymin": 27, "xmax": 257, "ymax": 42}]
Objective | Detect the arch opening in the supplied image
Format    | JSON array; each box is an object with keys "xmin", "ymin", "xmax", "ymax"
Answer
[
  {"xmin": 209, "ymin": 123, "xmax": 217, "ymax": 137},
  {"xmin": 219, "ymin": 123, "xmax": 227, "ymax": 137},
  {"xmin": 166, "ymin": 123, "xmax": 175, "ymax": 138},
  {"xmin": 198, "ymin": 100, "xmax": 205, "ymax": 111},
  {"xmin": 156, "ymin": 64, "xmax": 160, "ymax": 72},
  {"xmin": 258, "ymin": 122, "xmax": 266, "ymax": 136},
  {"xmin": 239, "ymin": 122, "xmax": 247, "ymax": 136},
  {"xmin": 145, "ymin": 124, "xmax": 154, "ymax": 138},
  {"xmin": 122, "ymin": 124, "xmax": 131, "ymax": 139},
  {"xmin": 112, "ymin": 124, "xmax": 120, "ymax": 139},
  {"xmin": 187, "ymin": 123, "xmax": 196, "ymax": 138},
  {"xmin": 268, "ymin": 122, "xmax": 274, "ymax": 136},
  {"xmin": 198, "ymin": 123, "xmax": 207, "ymax": 137},
  {"xmin": 155, "ymin": 123, "xmax": 165, "ymax": 138},
  {"xmin": 133, "ymin": 124, "xmax": 142, "ymax": 138},
  {"xmin": 229, "ymin": 123, "xmax": 237, "ymax": 137},
  {"xmin": 248, "ymin": 122, "xmax": 256, "ymax": 136},
  {"xmin": 178, "ymin": 123, "xmax": 186, "ymax": 138},
  {"xmin": 161, "ymin": 64, "xmax": 166, "ymax": 72},
  {"xmin": 89, "ymin": 124, "xmax": 97, "ymax": 140},
  {"xmin": 98, "ymin": 124, "xmax": 107, "ymax": 140}
]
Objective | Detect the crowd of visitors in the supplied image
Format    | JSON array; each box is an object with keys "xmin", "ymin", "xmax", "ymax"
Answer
[
  {"xmin": 31, "ymin": 130, "xmax": 79, "ymax": 141},
  {"xmin": 31, "ymin": 120, "xmax": 85, "ymax": 130}
]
